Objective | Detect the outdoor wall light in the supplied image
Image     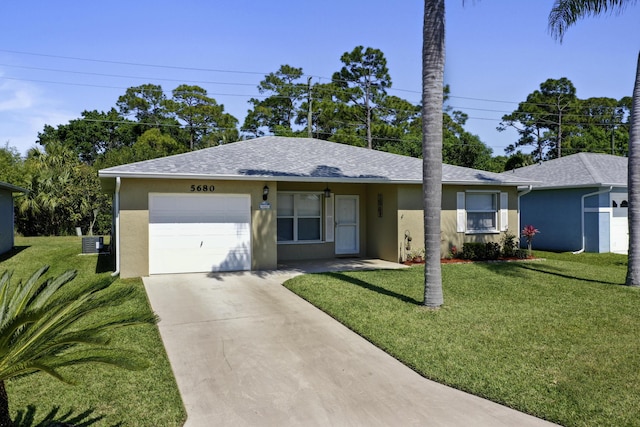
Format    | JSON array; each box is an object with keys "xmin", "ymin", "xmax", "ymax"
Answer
[
  {"xmin": 263, "ymin": 185, "xmax": 269, "ymax": 201},
  {"xmin": 324, "ymin": 187, "xmax": 331, "ymax": 198}
]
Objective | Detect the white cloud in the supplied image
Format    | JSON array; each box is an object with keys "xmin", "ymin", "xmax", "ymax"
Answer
[
  {"xmin": 0, "ymin": 76, "xmax": 76, "ymax": 155},
  {"xmin": 0, "ymin": 109, "xmax": 76, "ymax": 156},
  {"xmin": 0, "ymin": 78, "xmax": 37, "ymax": 111}
]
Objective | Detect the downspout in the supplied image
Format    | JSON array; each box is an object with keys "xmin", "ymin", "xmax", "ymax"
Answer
[
  {"xmin": 111, "ymin": 177, "xmax": 121, "ymax": 277},
  {"xmin": 517, "ymin": 185, "xmax": 533, "ymax": 237},
  {"xmin": 572, "ymin": 186, "xmax": 612, "ymax": 254}
]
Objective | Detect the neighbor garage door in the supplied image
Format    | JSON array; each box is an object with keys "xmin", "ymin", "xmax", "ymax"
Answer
[
  {"xmin": 611, "ymin": 193, "xmax": 628, "ymax": 254},
  {"xmin": 149, "ymin": 193, "xmax": 251, "ymax": 274}
]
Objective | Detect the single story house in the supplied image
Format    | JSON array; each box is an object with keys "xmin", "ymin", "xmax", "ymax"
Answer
[
  {"xmin": 502, "ymin": 152, "xmax": 628, "ymax": 253},
  {"xmin": 98, "ymin": 136, "xmax": 536, "ymax": 278},
  {"xmin": 0, "ymin": 181, "xmax": 28, "ymax": 255}
]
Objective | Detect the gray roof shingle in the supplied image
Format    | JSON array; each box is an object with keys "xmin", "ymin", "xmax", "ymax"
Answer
[
  {"xmin": 99, "ymin": 136, "xmax": 535, "ymax": 186},
  {"xmin": 501, "ymin": 153, "xmax": 627, "ymax": 189}
]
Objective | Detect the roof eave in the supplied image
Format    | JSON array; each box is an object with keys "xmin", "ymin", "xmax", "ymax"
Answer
[
  {"xmin": 0, "ymin": 183, "xmax": 28, "ymax": 194},
  {"xmin": 98, "ymin": 171, "xmax": 531, "ymax": 187},
  {"xmin": 523, "ymin": 183, "xmax": 626, "ymax": 191},
  {"xmin": 445, "ymin": 180, "xmax": 535, "ymax": 186},
  {"xmin": 98, "ymin": 171, "xmax": 415, "ymax": 184}
]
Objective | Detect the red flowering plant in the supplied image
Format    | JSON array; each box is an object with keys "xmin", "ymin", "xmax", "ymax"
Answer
[
  {"xmin": 449, "ymin": 245, "xmax": 458, "ymax": 259},
  {"xmin": 521, "ymin": 225, "xmax": 540, "ymax": 256}
]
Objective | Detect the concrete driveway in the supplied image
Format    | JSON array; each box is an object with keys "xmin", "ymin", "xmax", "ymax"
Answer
[{"xmin": 143, "ymin": 263, "xmax": 556, "ymax": 427}]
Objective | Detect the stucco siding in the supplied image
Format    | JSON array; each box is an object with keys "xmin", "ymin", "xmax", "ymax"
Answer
[
  {"xmin": 395, "ymin": 185, "xmax": 519, "ymax": 259},
  {"xmin": 0, "ymin": 190, "xmax": 14, "ymax": 255},
  {"xmin": 119, "ymin": 209, "xmax": 149, "ymax": 278},
  {"xmin": 441, "ymin": 185, "xmax": 519, "ymax": 256},
  {"xmin": 366, "ymin": 184, "xmax": 399, "ymax": 262},
  {"xmin": 521, "ymin": 187, "xmax": 622, "ymax": 253},
  {"xmin": 520, "ymin": 188, "xmax": 594, "ymax": 252},
  {"xmin": 583, "ymin": 210, "xmax": 613, "ymax": 253},
  {"xmin": 117, "ymin": 178, "xmax": 277, "ymax": 278},
  {"xmin": 397, "ymin": 185, "xmax": 423, "ymax": 262}
]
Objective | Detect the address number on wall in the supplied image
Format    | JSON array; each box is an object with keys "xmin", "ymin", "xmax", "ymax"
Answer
[{"xmin": 190, "ymin": 184, "xmax": 215, "ymax": 192}]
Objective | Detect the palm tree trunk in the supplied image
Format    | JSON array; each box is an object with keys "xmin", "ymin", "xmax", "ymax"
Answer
[
  {"xmin": 422, "ymin": 0, "xmax": 445, "ymax": 307},
  {"xmin": 366, "ymin": 78, "xmax": 373, "ymax": 149},
  {"xmin": 626, "ymin": 52, "xmax": 640, "ymax": 287},
  {"xmin": 0, "ymin": 380, "xmax": 12, "ymax": 427}
]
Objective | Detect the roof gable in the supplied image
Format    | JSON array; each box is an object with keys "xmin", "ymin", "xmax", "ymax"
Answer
[
  {"xmin": 502, "ymin": 153, "xmax": 627, "ymax": 189},
  {"xmin": 99, "ymin": 136, "xmax": 534, "ymax": 186}
]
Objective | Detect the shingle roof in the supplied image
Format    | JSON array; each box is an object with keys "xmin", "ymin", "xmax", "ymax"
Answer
[
  {"xmin": 99, "ymin": 136, "xmax": 535, "ymax": 186},
  {"xmin": 501, "ymin": 153, "xmax": 627, "ymax": 189}
]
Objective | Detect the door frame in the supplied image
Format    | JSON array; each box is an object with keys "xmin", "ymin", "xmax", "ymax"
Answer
[{"xmin": 335, "ymin": 195, "xmax": 359, "ymax": 255}]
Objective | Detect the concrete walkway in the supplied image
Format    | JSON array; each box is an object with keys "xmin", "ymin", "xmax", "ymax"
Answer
[{"xmin": 143, "ymin": 261, "xmax": 557, "ymax": 427}]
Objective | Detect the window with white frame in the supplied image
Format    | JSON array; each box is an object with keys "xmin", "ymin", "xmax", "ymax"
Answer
[
  {"xmin": 467, "ymin": 193, "xmax": 497, "ymax": 231},
  {"xmin": 457, "ymin": 191, "xmax": 508, "ymax": 234},
  {"xmin": 277, "ymin": 193, "xmax": 323, "ymax": 242}
]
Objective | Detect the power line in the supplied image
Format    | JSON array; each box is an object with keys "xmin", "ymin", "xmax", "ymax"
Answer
[
  {"xmin": 0, "ymin": 76, "xmax": 259, "ymax": 98},
  {"xmin": 1, "ymin": 74, "xmax": 628, "ymax": 131},
  {"xmin": 0, "ymin": 63, "xmax": 257, "ymax": 87},
  {"xmin": 1, "ymin": 47, "xmax": 631, "ymax": 111},
  {"xmin": 0, "ymin": 49, "xmax": 632, "ymax": 152},
  {"xmin": 0, "ymin": 71, "xmax": 627, "ymax": 121},
  {"xmin": 0, "ymin": 48, "xmax": 271, "ymax": 75},
  {"xmin": 448, "ymin": 95, "xmax": 518, "ymax": 104},
  {"xmin": 0, "ymin": 57, "xmax": 630, "ymax": 115}
]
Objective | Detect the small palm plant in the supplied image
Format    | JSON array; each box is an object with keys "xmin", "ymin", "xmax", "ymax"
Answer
[
  {"xmin": 522, "ymin": 225, "xmax": 540, "ymax": 257},
  {"xmin": 0, "ymin": 266, "xmax": 158, "ymax": 427}
]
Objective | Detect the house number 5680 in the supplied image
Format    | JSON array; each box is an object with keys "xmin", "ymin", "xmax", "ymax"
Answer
[{"xmin": 190, "ymin": 184, "xmax": 215, "ymax": 192}]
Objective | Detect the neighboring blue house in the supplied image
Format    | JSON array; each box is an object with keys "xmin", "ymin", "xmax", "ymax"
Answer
[
  {"xmin": 503, "ymin": 153, "xmax": 628, "ymax": 254},
  {"xmin": 0, "ymin": 181, "xmax": 27, "ymax": 255}
]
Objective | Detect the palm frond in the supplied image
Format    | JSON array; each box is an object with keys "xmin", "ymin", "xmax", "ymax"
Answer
[
  {"xmin": 549, "ymin": 0, "xmax": 637, "ymax": 41},
  {"xmin": 28, "ymin": 269, "xmax": 77, "ymax": 309},
  {"xmin": 46, "ymin": 348, "xmax": 151, "ymax": 371},
  {"xmin": 0, "ymin": 271, "xmax": 13, "ymax": 322},
  {"xmin": 1, "ymin": 361, "xmax": 71, "ymax": 384},
  {"xmin": 0, "ymin": 267, "xmax": 157, "ymax": 384},
  {"xmin": 0, "ymin": 310, "xmax": 45, "ymax": 352},
  {"xmin": 1, "ymin": 266, "xmax": 51, "ymax": 328}
]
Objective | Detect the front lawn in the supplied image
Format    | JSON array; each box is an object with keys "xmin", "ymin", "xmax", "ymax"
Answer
[
  {"xmin": 0, "ymin": 236, "xmax": 186, "ymax": 427},
  {"xmin": 284, "ymin": 252, "xmax": 640, "ymax": 427}
]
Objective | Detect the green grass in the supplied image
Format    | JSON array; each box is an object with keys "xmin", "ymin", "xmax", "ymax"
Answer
[
  {"xmin": 284, "ymin": 252, "xmax": 640, "ymax": 427},
  {"xmin": 0, "ymin": 236, "xmax": 186, "ymax": 427}
]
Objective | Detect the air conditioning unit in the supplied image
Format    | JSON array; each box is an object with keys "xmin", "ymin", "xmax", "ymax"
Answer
[{"xmin": 82, "ymin": 236, "xmax": 104, "ymax": 254}]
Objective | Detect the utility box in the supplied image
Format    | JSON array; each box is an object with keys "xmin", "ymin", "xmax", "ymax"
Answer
[{"xmin": 82, "ymin": 236, "xmax": 104, "ymax": 254}]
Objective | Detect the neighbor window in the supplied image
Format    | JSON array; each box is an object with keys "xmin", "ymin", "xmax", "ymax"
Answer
[
  {"xmin": 277, "ymin": 193, "xmax": 322, "ymax": 242},
  {"xmin": 457, "ymin": 191, "xmax": 507, "ymax": 234}
]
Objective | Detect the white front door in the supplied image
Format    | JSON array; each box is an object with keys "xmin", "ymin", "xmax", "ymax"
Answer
[{"xmin": 335, "ymin": 195, "xmax": 359, "ymax": 255}]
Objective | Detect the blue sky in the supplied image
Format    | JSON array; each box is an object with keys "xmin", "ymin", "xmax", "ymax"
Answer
[{"xmin": 1, "ymin": 1, "xmax": 638, "ymax": 157}]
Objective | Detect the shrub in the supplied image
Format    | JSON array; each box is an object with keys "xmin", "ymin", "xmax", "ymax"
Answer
[
  {"xmin": 485, "ymin": 242, "xmax": 501, "ymax": 260},
  {"xmin": 462, "ymin": 243, "xmax": 486, "ymax": 260},
  {"xmin": 501, "ymin": 229, "xmax": 518, "ymax": 258}
]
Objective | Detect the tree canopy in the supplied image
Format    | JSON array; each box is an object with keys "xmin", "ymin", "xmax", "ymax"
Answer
[{"xmin": 499, "ymin": 77, "xmax": 630, "ymax": 160}]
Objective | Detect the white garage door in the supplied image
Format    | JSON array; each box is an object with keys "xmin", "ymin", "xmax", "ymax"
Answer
[
  {"xmin": 149, "ymin": 193, "xmax": 251, "ymax": 274},
  {"xmin": 611, "ymin": 193, "xmax": 628, "ymax": 254}
]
